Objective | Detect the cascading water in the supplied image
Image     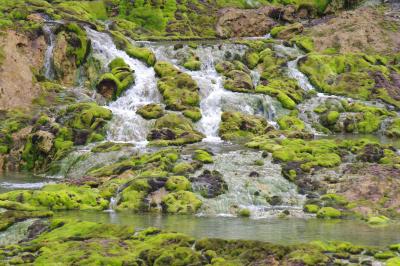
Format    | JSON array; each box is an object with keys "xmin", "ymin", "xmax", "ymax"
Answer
[
  {"xmin": 43, "ymin": 23, "xmax": 56, "ymax": 80},
  {"xmin": 194, "ymin": 150, "xmax": 305, "ymax": 218},
  {"xmin": 86, "ymin": 28, "xmax": 161, "ymax": 144},
  {"xmin": 147, "ymin": 43, "xmax": 282, "ymax": 141}
]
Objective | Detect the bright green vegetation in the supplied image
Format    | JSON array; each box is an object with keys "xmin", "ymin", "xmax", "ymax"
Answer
[
  {"xmin": 136, "ymin": 103, "xmax": 164, "ymax": 120},
  {"xmin": 246, "ymin": 137, "xmax": 399, "ymax": 180},
  {"xmin": 111, "ymin": 31, "xmax": 156, "ymax": 66},
  {"xmin": 64, "ymin": 23, "xmax": 90, "ymax": 67},
  {"xmin": 316, "ymin": 207, "xmax": 342, "ymax": 219},
  {"xmin": 0, "ymin": 210, "xmax": 52, "ymax": 231},
  {"xmin": 154, "ymin": 61, "xmax": 202, "ymax": 121},
  {"xmin": 277, "ymin": 112, "xmax": 305, "ymax": 131},
  {"xmin": 313, "ymin": 99, "xmax": 395, "ymax": 134},
  {"xmin": 147, "ymin": 113, "xmax": 204, "ymax": 146},
  {"xmin": 299, "ymin": 53, "xmax": 400, "ymax": 108},
  {"xmin": 193, "ymin": 149, "xmax": 213, "ymax": 164},
  {"xmin": 270, "ymin": 22, "xmax": 303, "ymax": 40},
  {"xmin": 182, "ymin": 51, "xmax": 201, "ymax": 71},
  {"xmin": 255, "ymin": 48, "xmax": 306, "ymax": 109},
  {"xmin": 385, "ymin": 118, "xmax": 400, "ymax": 138},
  {"xmin": 216, "ymin": 60, "xmax": 254, "ymax": 93},
  {"xmin": 0, "ymin": 184, "xmax": 109, "ymax": 211},
  {"xmin": 219, "ymin": 111, "xmax": 270, "ymax": 140},
  {"xmin": 96, "ymin": 57, "xmax": 134, "ymax": 100},
  {"xmin": 91, "ymin": 142, "xmax": 133, "ymax": 153}
]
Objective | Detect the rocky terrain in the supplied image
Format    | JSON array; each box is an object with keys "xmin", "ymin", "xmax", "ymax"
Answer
[{"xmin": 0, "ymin": 0, "xmax": 400, "ymax": 265}]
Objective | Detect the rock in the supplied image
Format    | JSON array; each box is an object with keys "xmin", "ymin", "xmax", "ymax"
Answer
[
  {"xmin": 165, "ymin": 176, "xmax": 191, "ymax": 191},
  {"xmin": 136, "ymin": 104, "xmax": 164, "ymax": 120},
  {"xmin": 27, "ymin": 14, "xmax": 45, "ymax": 23},
  {"xmin": 190, "ymin": 170, "xmax": 228, "ymax": 198},
  {"xmin": 249, "ymin": 171, "xmax": 260, "ymax": 177},
  {"xmin": 192, "ymin": 149, "xmax": 213, "ymax": 164},
  {"xmin": 161, "ymin": 191, "xmax": 202, "ymax": 214},
  {"xmin": 357, "ymin": 144, "xmax": 384, "ymax": 163},
  {"xmin": 32, "ymin": 131, "xmax": 54, "ymax": 154},
  {"xmin": 219, "ymin": 112, "xmax": 269, "ymax": 140},
  {"xmin": 216, "ymin": 6, "xmax": 277, "ymax": 38},
  {"xmin": 316, "ymin": 207, "xmax": 341, "ymax": 219},
  {"xmin": 270, "ymin": 23, "xmax": 304, "ymax": 40}
]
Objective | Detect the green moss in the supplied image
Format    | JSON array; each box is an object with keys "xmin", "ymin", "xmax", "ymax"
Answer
[
  {"xmin": 91, "ymin": 142, "xmax": 132, "ymax": 153},
  {"xmin": 238, "ymin": 208, "xmax": 251, "ymax": 217},
  {"xmin": 298, "ymin": 53, "xmax": 397, "ymax": 105},
  {"xmin": 385, "ymin": 119, "xmax": 400, "ymax": 138},
  {"xmin": 161, "ymin": 191, "xmax": 202, "ymax": 214},
  {"xmin": 270, "ymin": 23, "xmax": 303, "ymax": 40},
  {"xmin": 183, "ymin": 108, "xmax": 202, "ymax": 122},
  {"xmin": 368, "ymin": 215, "xmax": 390, "ymax": 225},
  {"xmin": 326, "ymin": 111, "xmax": 340, "ymax": 125},
  {"xmin": 219, "ymin": 112, "xmax": 269, "ymax": 141},
  {"xmin": 374, "ymin": 251, "xmax": 396, "ymax": 260},
  {"xmin": 148, "ymin": 113, "xmax": 204, "ymax": 146},
  {"xmin": 316, "ymin": 207, "xmax": 341, "ymax": 219},
  {"xmin": 154, "ymin": 61, "xmax": 201, "ymax": 116},
  {"xmin": 304, "ymin": 204, "xmax": 320, "ymax": 213},
  {"xmin": 193, "ymin": 149, "xmax": 213, "ymax": 164},
  {"xmin": 65, "ymin": 23, "xmax": 90, "ymax": 66},
  {"xmin": 287, "ymin": 248, "xmax": 329, "ymax": 265},
  {"xmin": 0, "ymin": 184, "xmax": 109, "ymax": 211},
  {"xmin": 244, "ymin": 51, "xmax": 260, "ymax": 69},
  {"xmin": 277, "ymin": 114, "xmax": 305, "ymax": 131},
  {"xmin": 291, "ymin": 36, "xmax": 314, "ymax": 52},
  {"xmin": 0, "ymin": 210, "xmax": 53, "ymax": 231},
  {"xmin": 137, "ymin": 104, "xmax": 164, "ymax": 120},
  {"xmin": 172, "ymin": 162, "xmax": 195, "ymax": 175},
  {"xmin": 387, "ymin": 257, "xmax": 400, "ymax": 266},
  {"xmin": 165, "ymin": 176, "xmax": 191, "ymax": 191}
]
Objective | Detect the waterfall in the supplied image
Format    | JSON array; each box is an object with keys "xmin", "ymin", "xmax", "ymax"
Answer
[
  {"xmin": 43, "ymin": 23, "xmax": 56, "ymax": 80},
  {"xmin": 147, "ymin": 43, "xmax": 281, "ymax": 141},
  {"xmin": 86, "ymin": 28, "xmax": 161, "ymax": 144},
  {"xmin": 287, "ymin": 56, "xmax": 315, "ymax": 91}
]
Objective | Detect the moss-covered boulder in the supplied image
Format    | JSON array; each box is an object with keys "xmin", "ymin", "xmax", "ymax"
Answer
[
  {"xmin": 136, "ymin": 103, "xmax": 164, "ymax": 120},
  {"xmin": 219, "ymin": 112, "xmax": 269, "ymax": 141},
  {"xmin": 154, "ymin": 61, "xmax": 202, "ymax": 121},
  {"xmin": 148, "ymin": 113, "xmax": 204, "ymax": 146},
  {"xmin": 190, "ymin": 170, "xmax": 228, "ymax": 198},
  {"xmin": 165, "ymin": 176, "xmax": 192, "ymax": 191},
  {"xmin": 96, "ymin": 57, "xmax": 134, "ymax": 100},
  {"xmin": 316, "ymin": 207, "xmax": 342, "ymax": 219},
  {"xmin": 161, "ymin": 191, "xmax": 202, "ymax": 214},
  {"xmin": 183, "ymin": 52, "xmax": 201, "ymax": 71},
  {"xmin": 0, "ymin": 210, "xmax": 53, "ymax": 231},
  {"xmin": 216, "ymin": 60, "xmax": 254, "ymax": 93},
  {"xmin": 277, "ymin": 113, "xmax": 305, "ymax": 131}
]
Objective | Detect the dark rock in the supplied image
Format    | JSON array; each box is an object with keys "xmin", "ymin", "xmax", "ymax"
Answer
[
  {"xmin": 249, "ymin": 171, "xmax": 260, "ymax": 177},
  {"xmin": 148, "ymin": 177, "xmax": 168, "ymax": 192},
  {"xmin": 190, "ymin": 170, "xmax": 228, "ymax": 198},
  {"xmin": 148, "ymin": 128, "xmax": 176, "ymax": 140},
  {"xmin": 357, "ymin": 144, "xmax": 384, "ymax": 163},
  {"xmin": 73, "ymin": 129, "xmax": 90, "ymax": 145}
]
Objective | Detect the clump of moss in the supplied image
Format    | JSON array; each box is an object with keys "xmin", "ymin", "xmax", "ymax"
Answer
[
  {"xmin": 161, "ymin": 191, "xmax": 202, "ymax": 214},
  {"xmin": 96, "ymin": 57, "xmax": 134, "ymax": 100},
  {"xmin": 193, "ymin": 149, "xmax": 213, "ymax": 164},
  {"xmin": 0, "ymin": 184, "xmax": 109, "ymax": 211},
  {"xmin": 110, "ymin": 31, "xmax": 156, "ymax": 66},
  {"xmin": 277, "ymin": 113, "xmax": 305, "ymax": 131},
  {"xmin": 216, "ymin": 60, "xmax": 254, "ymax": 93},
  {"xmin": 219, "ymin": 111, "xmax": 270, "ymax": 141},
  {"xmin": 136, "ymin": 103, "xmax": 164, "ymax": 120},
  {"xmin": 154, "ymin": 61, "xmax": 201, "ymax": 121},
  {"xmin": 148, "ymin": 113, "xmax": 204, "ymax": 146}
]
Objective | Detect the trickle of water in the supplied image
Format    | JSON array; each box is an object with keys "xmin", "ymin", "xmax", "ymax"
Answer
[
  {"xmin": 86, "ymin": 28, "xmax": 161, "ymax": 143},
  {"xmin": 43, "ymin": 23, "xmax": 56, "ymax": 80},
  {"xmin": 194, "ymin": 150, "xmax": 305, "ymax": 218}
]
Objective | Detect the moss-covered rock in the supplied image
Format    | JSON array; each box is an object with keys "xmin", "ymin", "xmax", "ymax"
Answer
[
  {"xmin": 277, "ymin": 113, "xmax": 305, "ymax": 131},
  {"xmin": 111, "ymin": 31, "xmax": 156, "ymax": 66},
  {"xmin": 270, "ymin": 22, "xmax": 303, "ymax": 40},
  {"xmin": 216, "ymin": 60, "xmax": 254, "ymax": 93},
  {"xmin": 154, "ymin": 61, "xmax": 201, "ymax": 121},
  {"xmin": 219, "ymin": 111, "xmax": 269, "ymax": 141},
  {"xmin": 96, "ymin": 57, "xmax": 134, "ymax": 100},
  {"xmin": 148, "ymin": 113, "xmax": 204, "ymax": 146},
  {"xmin": 316, "ymin": 207, "xmax": 342, "ymax": 219},
  {"xmin": 193, "ymin": 149, "xmax": 213, "ymax": 164},
  {"xmin": 165, "ymin": 176, "xmax": 191, "ymax": 191},
  {"xmin": 136, "ymin": 103, "xmax": 164, "ymax": 120},
  {"xmin": 161, "ymin": 191, "xmax": 202, "ymax": 214},
  {"xmin": 0, "ymin": 184, "xmax": 109, "ymax": 211},
  {"xmin": 0, "ymin": 210, "xmax": 53, "ymax": 231},
  {"xmin": 190, "ymin": 170, "xmax": 228, "ymax": 198}
]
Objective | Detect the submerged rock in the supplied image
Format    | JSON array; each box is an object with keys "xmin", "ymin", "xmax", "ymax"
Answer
[{"xmin": 190, "ymin": 170, "xmax": 228, "ymax": 198}]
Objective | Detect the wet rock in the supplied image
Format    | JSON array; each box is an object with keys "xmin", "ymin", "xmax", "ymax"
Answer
[
  {"xmin": 149, "ymin": 128, "xmax": 176, "ymax": 141},
  {"xmin": 72, "ymin": 129, "xmax": 90, "ymax": 145},
  {"xmin": 190, "ymin": 170, "xmax": 228, "ymax": 198},
  {"xmin": 249, "ymin": 171, "xmax": 260, "ymax": 177},
  {"xmin": 357, "ymin": 144, "xmax": 384, "ymax": 163},
  {"xmin": 24, "ymin": 220, "xmax": 49, "ymax": 241},
  {"xmin": 270, "ymin": 22, "xmax": 304, "ymax": 40}
]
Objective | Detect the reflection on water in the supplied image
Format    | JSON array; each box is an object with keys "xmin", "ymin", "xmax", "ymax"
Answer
[{"xmin": 54, "ymin": 211, "xmax": 400, "ymax": 247}]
